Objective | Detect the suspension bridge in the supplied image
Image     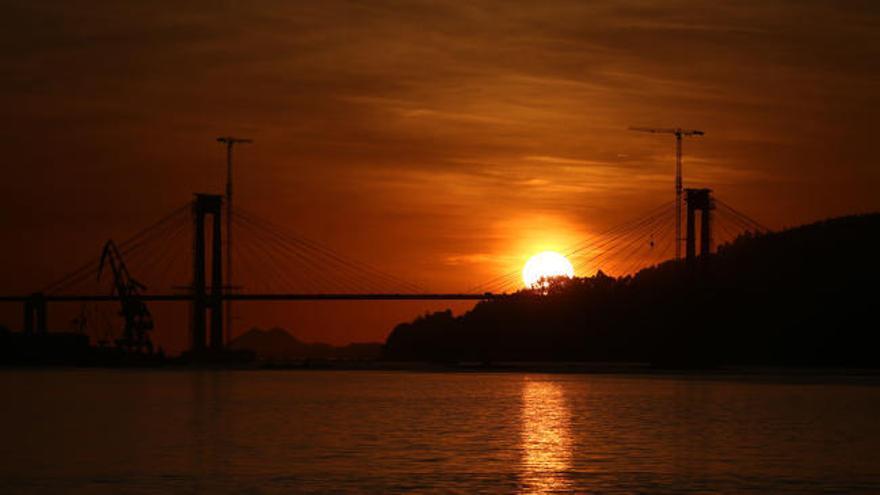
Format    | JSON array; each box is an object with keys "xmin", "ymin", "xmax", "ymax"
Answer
[{"xmin": 0, "ymin": 187, "xmax": 766, "ymax": 356}]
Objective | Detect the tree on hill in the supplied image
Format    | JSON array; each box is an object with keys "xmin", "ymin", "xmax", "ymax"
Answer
[{"xmin": 383, "ymin": 213, "xmax": 880, "ymax": 367}]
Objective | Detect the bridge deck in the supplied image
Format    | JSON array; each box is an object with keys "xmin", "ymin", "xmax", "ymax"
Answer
[{"xmin": 0, "ymin": 293, "xmax": 500, "ymax": 303}]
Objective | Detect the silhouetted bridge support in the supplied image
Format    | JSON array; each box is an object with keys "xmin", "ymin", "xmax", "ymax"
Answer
[
  {"xmin": 192, "ymin": 194, "xmax": 225, "ymax": 353},
  {"xmin": 1, "ymin": 187, "xmax": 772, "ymax": 352},
  {"xmin": 2, "ymin": 193, "xmax": 500, "ymax": 351},
  {"xmin": 685, "ymin": 188, "xmax": 714, "ymax": 264},
  {"xmin": 22, "ymin": 293, "xmax": 47, "ymax": 335}
]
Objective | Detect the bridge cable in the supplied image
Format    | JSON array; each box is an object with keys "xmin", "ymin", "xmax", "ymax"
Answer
[{"xmin": 234, "ymin": 208, "xmax": 425, "ymax": 293}]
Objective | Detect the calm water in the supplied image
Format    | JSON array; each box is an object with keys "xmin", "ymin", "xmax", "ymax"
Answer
[{"xmin": 1, "ymin": 370, "xmax": 879, "ymax": 494}]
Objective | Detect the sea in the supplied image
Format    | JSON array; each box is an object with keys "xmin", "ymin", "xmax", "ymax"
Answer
[{"xmin": 1, "ymin": 369, "xmax": 879, "ymax": 494}]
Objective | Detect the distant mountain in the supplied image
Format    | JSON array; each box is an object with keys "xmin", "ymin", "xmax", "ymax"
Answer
[
  {"xmin": 229, "ymin": 327, "xmax": 381, "ymax": 361},
  {"xmin": 384, "ymin": 213, "xmax": 880, "ymax": 367}
]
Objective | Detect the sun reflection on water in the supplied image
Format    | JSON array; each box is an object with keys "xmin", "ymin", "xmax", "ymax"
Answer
[{"xmin": 519, "ymin": 378, "xmax": 573, "ymax": 494}]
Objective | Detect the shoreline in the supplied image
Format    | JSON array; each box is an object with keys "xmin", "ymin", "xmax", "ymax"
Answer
[{"xmin": 3, "ymin": 360, "xmax": 880, "ymax": 384}]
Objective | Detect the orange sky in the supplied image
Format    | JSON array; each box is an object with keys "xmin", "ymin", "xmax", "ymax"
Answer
[{"xmin": 1, "ymin": 1, "xmax": 879, "ymax": 350}]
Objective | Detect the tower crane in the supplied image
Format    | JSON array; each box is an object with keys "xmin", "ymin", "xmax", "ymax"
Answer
[
  {"xmin": 217, "ymin": 136, "xmax": 252, "ymax": 347},
  {"xmin": 629, "ymin": 127, "xmax": 704, "ymax": 260},
  {"xmin": 97, "ymin": 240, "xmax": 154, "ymax": 353}
]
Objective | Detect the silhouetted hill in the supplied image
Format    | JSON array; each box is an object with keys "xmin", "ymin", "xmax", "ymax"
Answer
[
  {"xmin": 384, "ymin": 213, "xmax": 880, "ymax": 367},
  {"xmin": 230, "ymin": 327, "xmax": 381, "ymax": 361}
]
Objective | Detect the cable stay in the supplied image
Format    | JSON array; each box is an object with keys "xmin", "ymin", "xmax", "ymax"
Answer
[
  {"xmin": 470, "ymin": 201, "xmax": 676, "ymax": 294},
  {"xmin": 40, "ymin": 201, "xmax": 193, "ymax": 294},
  {"xmin": 232, "ymin": 208, "xmax": 426, "ymax": 294},
  {"xmin": 31, "ymin": 191, "xmax": 770, "ymax": 307}
]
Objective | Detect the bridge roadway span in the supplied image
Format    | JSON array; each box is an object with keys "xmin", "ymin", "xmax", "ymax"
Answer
[{"xmin": 0, "ymin": 293, "xmax": 499, "ymax": 303}]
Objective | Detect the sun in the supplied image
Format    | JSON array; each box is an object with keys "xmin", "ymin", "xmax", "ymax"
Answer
[{"xmin": 522, "ymin": 251, "xmax": 575, "ymax": 288}]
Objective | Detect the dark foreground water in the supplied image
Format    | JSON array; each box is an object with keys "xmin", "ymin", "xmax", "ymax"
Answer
[{"xmin": 1, "ymin": 370, "xmax": 879, "ymax": 494}]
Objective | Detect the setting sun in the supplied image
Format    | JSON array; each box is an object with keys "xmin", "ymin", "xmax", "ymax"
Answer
[{"xmin": 522, "ymin": 251, "xmax": 575, "ymax": 288}]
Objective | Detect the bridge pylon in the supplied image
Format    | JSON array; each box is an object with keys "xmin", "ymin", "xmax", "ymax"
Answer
[
  {"xmin": 685, "ymin": 188, "xmax": 714, "ymax": 263},
  {"xmin": 23, "ymin": 293, "xmax": 47, "ymax": 335},
  {"xmin": 192, "ymin": 194, "xmax": 224, "ymax": 352}
]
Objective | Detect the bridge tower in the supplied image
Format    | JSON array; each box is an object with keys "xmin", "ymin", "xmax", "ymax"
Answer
[
  {"xmin": 191, "ymin": 194, "xmax": 224, "ymax": 352},
  {"xmin": 22, "ymin": 293, "xmax": 47, "ymax": 335},
  {"xmin": 684, "ymin": 188, "xmax": 714, "ymax": 263}
]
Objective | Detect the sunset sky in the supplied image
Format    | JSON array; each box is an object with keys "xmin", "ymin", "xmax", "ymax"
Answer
[{"xmin": 1, "ymin": 1, "xmax": 878, "ymax": 348}]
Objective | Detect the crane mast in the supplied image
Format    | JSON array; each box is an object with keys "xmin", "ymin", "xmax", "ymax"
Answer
[
  {"xmin": 217, "ymin": 136, "xmax": 252, "ymax": 347},
  {"xmin": 629, "ymin": 127, "xmax": 704, "ymax": 260},
  {"xmin": 97, "ymin": 240, "xmax": 154, "ymax": 353}
]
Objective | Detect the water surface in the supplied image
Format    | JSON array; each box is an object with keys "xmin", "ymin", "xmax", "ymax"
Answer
[{"xmin": 1, "ymin": 370, "xmax": 878, "ymax": 493}]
